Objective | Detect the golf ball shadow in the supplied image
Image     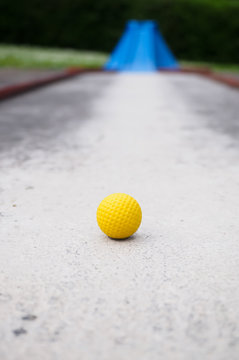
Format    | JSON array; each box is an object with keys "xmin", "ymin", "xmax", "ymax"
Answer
[{"xmin": 108, "ymin": 234, "xmax": 137, "ymax": 242}]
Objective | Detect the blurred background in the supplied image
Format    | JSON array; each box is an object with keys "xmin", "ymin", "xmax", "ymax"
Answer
[{"xmin": 0, "ymin": 0, "xmax": 238, "ymax": 71}]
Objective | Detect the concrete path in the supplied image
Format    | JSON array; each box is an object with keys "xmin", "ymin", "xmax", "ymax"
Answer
[
  {"xmin": 0, "ymin": 73, "xmax": 239, "ymax": 360},
  {"xmin": 0, "ymin": 69, "xmax": 62, "ymax": 89}
]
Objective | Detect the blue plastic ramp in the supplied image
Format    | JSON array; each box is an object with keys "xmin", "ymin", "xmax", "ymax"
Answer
[{"xmin": 104, "ymin": 20, "xmax": 178, "ymax": 72}]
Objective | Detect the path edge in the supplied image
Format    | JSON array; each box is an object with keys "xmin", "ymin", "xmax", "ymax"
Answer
[
  {"xmin": 0, "ymin": 67, "xmax": 238, "ymax": 102},
  {"xmin": 160, "ymin": 67, "xmax": 239, "ymax": 89},
  {"xmin": 0, "ymin": 68, "xmax": 104, "ymax": 101}
]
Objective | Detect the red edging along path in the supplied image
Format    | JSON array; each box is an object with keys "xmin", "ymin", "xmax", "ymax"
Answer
[
  {"xmin": 161, "ymin": 67, "xmax": 239, "ymax": 89},
  {"xmin": 0, "ymin": 67, "xmax": 238, "ymax": 102},
  {"xmin": 0, "ymin": 68, "xmax": 102, "ymax": 101}
]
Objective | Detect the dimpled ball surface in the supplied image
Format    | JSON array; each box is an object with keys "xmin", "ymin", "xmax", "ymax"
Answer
[{"xmin": 97, "ymin": 193, "xmax": 142, "ymax": 239}]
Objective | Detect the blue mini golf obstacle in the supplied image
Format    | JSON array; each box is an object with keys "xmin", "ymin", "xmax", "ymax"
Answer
[{"xmin": 104, "ymin": 20, "xmax": 179, "ymax": 72}]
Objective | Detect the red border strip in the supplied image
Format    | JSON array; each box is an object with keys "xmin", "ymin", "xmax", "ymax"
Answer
[
  {"xmin": 207, "ymin": 72, "xmax": 239, "ymax": 89},
  {"xmin": 160, "ymin": 67, "xmax": 239, "ymax": 89},
  {"xmin": 0, "ymin": 68, "xmax": 103, "ymax": 101},
  {"xmin": 0, "ymin": 66, "xmax": 238, "ymax": 101}
]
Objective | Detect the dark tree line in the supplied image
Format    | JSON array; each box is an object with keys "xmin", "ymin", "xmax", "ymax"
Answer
[{"xmin": 0, "ymin": 0, "xmax": 238, "ymax": 62}]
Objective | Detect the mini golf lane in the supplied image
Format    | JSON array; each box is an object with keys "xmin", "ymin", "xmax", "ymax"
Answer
[{"xmin": 0, "ymin": 73, "xmax": 239, "ymax": 360}]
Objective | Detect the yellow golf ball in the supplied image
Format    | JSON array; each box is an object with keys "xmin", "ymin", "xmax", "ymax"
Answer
[{"xmin": 97, "ymin": 193, "xmax": 142, "ymax": 239}]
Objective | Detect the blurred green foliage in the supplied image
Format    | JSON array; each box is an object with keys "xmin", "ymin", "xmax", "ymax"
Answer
[
  {"xmin": 0, "ymin": 45, "xmax": 108, "ymax": 68},
  {"xmin": 0, "ymin": 0, "xmax": 238, "ymax": 63}
]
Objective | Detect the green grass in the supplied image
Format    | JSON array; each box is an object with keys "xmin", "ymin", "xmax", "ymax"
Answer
[
  {"xmin": 0, "ymin": 44, "xmax": 108, "ymax": 69},
  {"xmin": 0, "ymin": 44, "xmax": 238, "ymax": 73},
  {"xmin": 181, "ymin": 60, "xmax": 239, "ymax": 73}
]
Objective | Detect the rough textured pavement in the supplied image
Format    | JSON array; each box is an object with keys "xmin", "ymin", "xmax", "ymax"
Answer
[{"xmin": 0, "ymin": 73, "xmax": 239, "ymax": 360}]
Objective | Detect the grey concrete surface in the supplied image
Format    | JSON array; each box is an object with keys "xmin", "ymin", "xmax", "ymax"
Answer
[
  {"xmin": 0, "ymin": 73, "xmax": 239, "ymax": 360},
  {"xmin": 0, "ymin": 69, "xmax": 62, "ymax": 89}
]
